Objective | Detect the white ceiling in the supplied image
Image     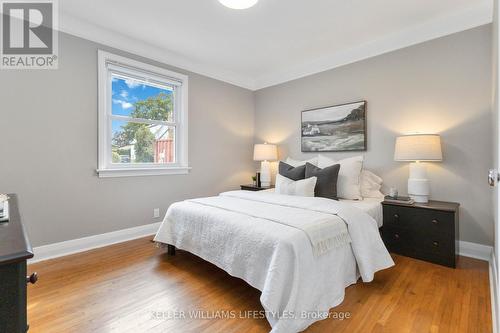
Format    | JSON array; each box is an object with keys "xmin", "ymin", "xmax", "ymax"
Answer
[{"xmin": 60, "ymin": 0, "xmax": 493, "ymax": 90}]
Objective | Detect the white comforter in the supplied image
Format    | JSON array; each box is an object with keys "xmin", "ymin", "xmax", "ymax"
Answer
[{"xmin": 154, "ymin": 191, "xmax": 394, "ymax": 332}]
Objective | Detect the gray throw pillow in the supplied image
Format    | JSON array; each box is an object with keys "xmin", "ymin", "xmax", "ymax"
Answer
[
  {"xmin": 305, "ymin": 162, "xmax": 341, "ymax": 200},
  {"xmin": 278, "ymin": 161, "xmax": 306, "ymax": 181}
]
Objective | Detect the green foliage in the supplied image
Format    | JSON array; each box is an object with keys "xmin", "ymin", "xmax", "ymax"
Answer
[
  {"xmin": 131, "ymin": 92, "xmax": 172, "ymax": 121},
  {"xmin": 112, "ymin": 151, "xmax": 121, "ymax": 163},
  {"xmin": 111, "ymin": 92, "xmax": 173, "ymax": 163},
  {"xmin": 134, "ymin": 126, "xmax": 155, "ymax": 162}
]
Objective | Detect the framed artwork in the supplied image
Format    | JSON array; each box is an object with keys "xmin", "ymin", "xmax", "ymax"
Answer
[{"xmin": 301, "ymin": 100, "xmax": 366, "ymax": 152}]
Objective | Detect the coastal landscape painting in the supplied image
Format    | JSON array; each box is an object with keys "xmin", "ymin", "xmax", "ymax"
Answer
[{"xmin": 301, "ymin": 101, "xmax": 366, "ymax": 152}]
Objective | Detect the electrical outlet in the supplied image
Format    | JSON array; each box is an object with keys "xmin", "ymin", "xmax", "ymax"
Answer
[{"xmin": 153, "ymin": 208, "xmax": 160, "ymax": 218}]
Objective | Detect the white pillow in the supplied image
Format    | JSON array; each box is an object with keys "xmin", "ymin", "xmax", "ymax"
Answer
[
  {"xmin": 318, "ymin": 155, "xmax": 364, "ymax": 200},
  {"xmin": 275, "ymin": 174, "xmax": 317, "ymax": 197},
  {"xmin": 285, "ymin": 156, "xmax": 318, "ymax": 167},
  {"xmin": 360, "ymin": 170, "xmax": 384, "ymax": 198},
  {"xmin": 362, "ymin": 169, "xmax": 382, "ymax": 184}
]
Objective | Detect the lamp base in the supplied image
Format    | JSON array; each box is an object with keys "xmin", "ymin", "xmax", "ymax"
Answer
[
  {"xmin": 260, "ymin": 161, "xmax": 271, "ymax": 187},
  {"xmin": 408, "ymin": 162, "xmax": 430, "ymax": 204},
  {"xmin": 409, "ymin": 194, "xmax": 429, "ymax": 204}
]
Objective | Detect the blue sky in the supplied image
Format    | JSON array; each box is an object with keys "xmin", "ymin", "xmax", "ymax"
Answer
[{"xmin": 111, "ymin": 76, "xmax": 172, "ymax": 135}]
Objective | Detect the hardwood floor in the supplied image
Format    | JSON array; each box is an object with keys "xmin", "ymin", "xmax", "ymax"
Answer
[{"xmin": 27, "ymin": 237, "xmax": 492, "ymax": 333}]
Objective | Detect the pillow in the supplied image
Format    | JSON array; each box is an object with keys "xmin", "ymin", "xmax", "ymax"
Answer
[
  {"xmin": 278, "ymin": 161, "xmax": 306, "ymax": 181},
  {"xmin": 305, "ymin": 163, "xmax": 340, "ymax": 200},
  {"xmin": 275, "ymin": 174, "xmax": 317, "ymax": 197},
  {"xmin": 360, "ymin": 170, "xmax": 384, "ymax": 198},
  {"xmin": 318, "ymin": 155, "xmax": 364, "ymax": 200},
  {"xmin": 285, "ymin": 156, "xmax": 318, "ymax": 167}
]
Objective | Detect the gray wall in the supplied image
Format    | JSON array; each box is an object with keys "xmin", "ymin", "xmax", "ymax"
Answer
[
  {"xmin": 254, "ymin": 25, "xmax": 494, "ymax": 246},
  {"xmin": 0, "ymin": 26, "xmax": 494, "ymax": 248},
  {"xmin": 0, "ymin": 32, "xmax": 255, "ymax": 247}
]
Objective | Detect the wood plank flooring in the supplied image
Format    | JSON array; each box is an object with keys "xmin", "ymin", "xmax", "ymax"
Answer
[{"xmin": 27, "ymin": 237, "xmax": 492, "ymax": 333}]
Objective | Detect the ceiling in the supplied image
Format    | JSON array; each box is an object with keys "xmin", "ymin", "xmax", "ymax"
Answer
[{"xmin": 60, "ymin": 0, "xmax": 493, "ymax": 90}]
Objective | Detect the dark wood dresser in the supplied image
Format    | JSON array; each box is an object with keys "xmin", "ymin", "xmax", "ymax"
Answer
[
  {"xmin": 381, "ymin": 200, "xmax": 459, "ymax": 268},
  {"xmin": 240, "ymin": 184, "xmax": 274, "ymax": 191},
  {"xmin": 0, "ymin": 194, "xmax": 36, "ymax": 332}
]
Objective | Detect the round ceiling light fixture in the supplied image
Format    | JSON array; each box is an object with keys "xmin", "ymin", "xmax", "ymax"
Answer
[{"xmin": 218, "ymin": 0, "xmax": 258, "ymax": 9}]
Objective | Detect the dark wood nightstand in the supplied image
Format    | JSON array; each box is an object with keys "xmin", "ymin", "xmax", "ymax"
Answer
[
  {"xmin": 380, "ymin": 200, "xmax": 459, "ymax": 268},
  {"xmin": 240, "ymin": 184, "xmax": 274, "ymax": 191}
]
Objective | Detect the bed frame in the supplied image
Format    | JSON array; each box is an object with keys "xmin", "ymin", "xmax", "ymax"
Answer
[{"xmin": 167, "ymin": 244, "xmax": 176, "ymax": 255}]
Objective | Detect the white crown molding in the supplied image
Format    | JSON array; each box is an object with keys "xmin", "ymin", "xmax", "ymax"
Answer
[
  {"xmin": 59, "ymin": 12, "xmax": 257, "ymax": 90},
  {"xmin": 254, "ymin": 1, "xmax": 494, "ymax": 90},
  {"xmin": 58, "ymin": 3, "xmax": 492, "ymax": 91},
  {"xmin": 29, "ymin": 222, "xmax": 161, "ymax": 264}
]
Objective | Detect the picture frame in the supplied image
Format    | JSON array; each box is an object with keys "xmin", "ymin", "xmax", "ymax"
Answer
[{"xmin": 301, "ymin": 100, "xmax": 367, "ymax": 152}]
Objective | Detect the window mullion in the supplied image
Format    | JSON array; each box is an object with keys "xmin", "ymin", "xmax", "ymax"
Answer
[{"xmin": 109, "ymin": 114, "xmax": 177, "ymax": 127}]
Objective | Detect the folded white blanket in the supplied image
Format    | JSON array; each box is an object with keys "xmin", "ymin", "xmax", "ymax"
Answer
[
  {"xmin": 220, "ymin": 191, "xmax": 391, "ymax": 281},
  {"xmin": 190, "ymin": 194, "xmax": 351, "ymax": 256}
]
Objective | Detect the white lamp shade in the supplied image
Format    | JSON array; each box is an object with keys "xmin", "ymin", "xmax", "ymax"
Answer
[
  {"xmin": 394, "ymin": 134, "xmax": 442, "ymax": 162},
  {"xmin": 218, "ymin": 0, "xmax": 258, "ymax": 9},
  {"xmin": 253, "ymin": 143, "xmax": 278, "ymax": 161}
]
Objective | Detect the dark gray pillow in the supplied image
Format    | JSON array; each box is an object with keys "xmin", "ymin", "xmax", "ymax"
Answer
[
  {"xmin": 305, "ymin": 162, "xmax": 340, "ymax": 200},
  {"xmin": 278, "ymin": 161, "xmax": 306, "ymax": 181}
]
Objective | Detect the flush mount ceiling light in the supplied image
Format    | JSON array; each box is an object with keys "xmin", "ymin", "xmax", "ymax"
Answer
[{"xmin": 218, "ymin": 0, "xmax": 258, "ymax": 9}]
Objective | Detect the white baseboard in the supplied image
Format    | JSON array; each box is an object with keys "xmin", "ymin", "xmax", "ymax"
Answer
[
  {"xmin": 29, "ymin": 222, "xmax": 161, "ymax": 264},
  {"xmin": 29, "ymin": 227, "xmax": 493, "ymax": 264},
  {"xmin": 459, "ymin": 240, "xmax": 493, "ymax": 261},
  {"xmin": 490, "ymin": 252, "xmax": 499, "ymax": 333}
]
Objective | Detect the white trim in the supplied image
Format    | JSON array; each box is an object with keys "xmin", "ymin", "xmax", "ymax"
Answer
[
  {"xmin": 97, "ymin": 166, "xmax": 191, "ymax": 178},
  {"xmin": 490, "ymin": 252, "xmax": 499, "ymax": 333},
  {"xmin": 97, "ymin": 50, "xmax": 189, "ymax": 177},
  {"xmin": 459, "ymin": 240, "xmax": 493, "ymax": 261},
  {"xmin": 59, "ymin": 3, "xmax": 492, "ymax": 91},
  {"xmin": 59, "ymin": 12, "xmax": 256, "ymax": 90},
  {"xmin": 253, "ymin": 2, "xmax": 493, "ymax": 89},
  {"xmin": 29, "ymin": 222, "xmax": 161, "ymax": 264}
]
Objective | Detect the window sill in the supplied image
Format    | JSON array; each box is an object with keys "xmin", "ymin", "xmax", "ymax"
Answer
[{"xmin": 96, "ymin": 166, "xmax": 191, "ymax": 178}]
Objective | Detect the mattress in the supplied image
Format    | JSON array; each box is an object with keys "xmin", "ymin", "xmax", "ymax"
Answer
[{"xmin": 339, "ymin": 197, "xmax": 384, "ymax": 228}]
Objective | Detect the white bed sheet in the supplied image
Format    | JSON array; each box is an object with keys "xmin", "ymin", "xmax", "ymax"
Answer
[
  {"xmin": 263, "ymin": 189, "xmax": 384, "ymax": 228},
  {"xmin": 340, "ymin": 197, "xmax": 384, "ymax": 228}
]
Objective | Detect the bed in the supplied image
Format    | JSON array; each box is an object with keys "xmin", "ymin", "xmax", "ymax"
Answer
[
  {"xmin": 261, "ymin": 188, "xmax": 384, "ymax": 228},
  {"xmin": 154, "ymin": 190, "xmax": 393, "ymax": 333},
  {"xmin": 340, "ymin": 197, "xmax": 384, "ymax": 228}
]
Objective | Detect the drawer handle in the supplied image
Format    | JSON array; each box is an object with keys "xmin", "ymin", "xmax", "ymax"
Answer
[
  {"xmin": 432, "ymin": 241, "xmax": 439, "ymax": 247},
  {"xmin": 26, "ymin": 272, "xmax": 38, "ymax": 285},
  {"xmin": 432, "ymin": 219, "xmax": 439, "ymax": 225},
  {"xmin": 394, "ymin": 214, "xmax": 400, "ymax": 220},
  {"xmin": 394, "ymin": 233, "xmax": 400, "ymax": 239}
]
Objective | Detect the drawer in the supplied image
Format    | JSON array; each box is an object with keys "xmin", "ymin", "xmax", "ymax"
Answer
[
  {"xmin": 415, "ymin": 231, "xmax": 454, "ymax": 258},
  {"xmin": 381, "ymin": 226, "xmax": 416, "ymax": 257},
  {"xmin": 382, "ymin": 205, "xmax": 415, "ymax": 229},
  {"xmin": 412, "ymin": 209, "xmax": 455, "ymax": 236}
]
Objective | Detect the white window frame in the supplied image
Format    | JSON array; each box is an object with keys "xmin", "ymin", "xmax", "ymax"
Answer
[{"xmin": 97, "ymin": 50, "xmax": 189, "ymax": 178}]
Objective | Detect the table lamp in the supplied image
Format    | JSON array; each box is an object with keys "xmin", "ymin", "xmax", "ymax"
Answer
[
  {"xmin": 253, "ymin": 143, "xmax": 278, "ymax": 187},
  {"xmin": 394, "ymin": 134, "xmax": 442, "ymax": 203}
]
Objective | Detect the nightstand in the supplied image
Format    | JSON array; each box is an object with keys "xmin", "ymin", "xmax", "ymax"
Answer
[
  {"xmin": 240, "ymin": 184, "xmax": 274, "ymax": 191},
  {"xmin": 381, "ymin": 200, "xmax": 459, "ymax": 268}
]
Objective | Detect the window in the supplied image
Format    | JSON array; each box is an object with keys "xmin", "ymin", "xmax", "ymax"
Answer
[{"xmin": 97, "ymin": 51, "xmax": 189, "ymax": 177}]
